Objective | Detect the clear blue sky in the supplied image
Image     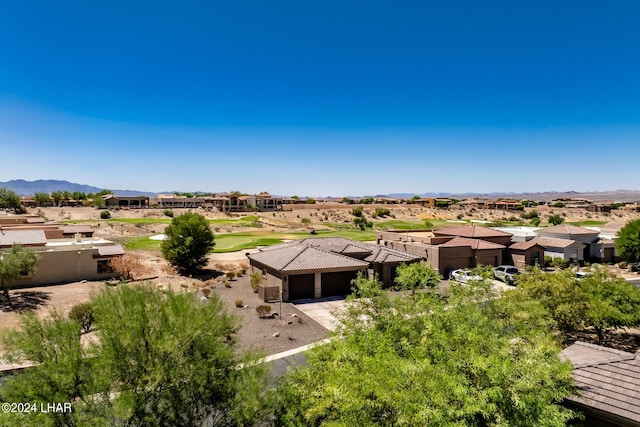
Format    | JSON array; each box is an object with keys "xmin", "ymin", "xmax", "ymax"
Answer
[{"xmin": 1, "ymin": 1, "xmax": 639, "ymax": 196}]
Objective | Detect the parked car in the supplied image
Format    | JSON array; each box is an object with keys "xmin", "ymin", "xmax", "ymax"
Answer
[
  {"xmin": 575, "ymin": 271, "xmax": 594, "ymax": 280},
  {"xmin": 449, "ymin": 269, "xmax": 483, "ymax": 284},
  {"xmin": 493, "ymin": 265, "xmax": 520, "ymax": 285}
]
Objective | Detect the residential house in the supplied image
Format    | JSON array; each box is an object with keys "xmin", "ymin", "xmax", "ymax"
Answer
[
  {"xmin": 247, "ymin": 238, "xmax": 420, "ymax": 301},
  {"xmin": 377, "ymin": 226, "xmax": 509, "ymax": 275},
  {"xmin": 534, "ymin": 224, "xmax": 606, "ymax": 262},
  {"xmin": 103, "ymin": 195, "xmax": 150, "ymax": 208},
  {"xmin": 0, "ymin": 226, "xmax": 123, "ymax": 287}
]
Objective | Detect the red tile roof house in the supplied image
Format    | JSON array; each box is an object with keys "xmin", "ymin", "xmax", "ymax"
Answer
[
  {"xmin": 377, "ymin": 226, "xmax": 511, "ymax": 276},
  {"xmin": 247, "ymin": 238, "xmax": 420, "ymax": 301},
  {"xmin": 561, "ymin": 341, "xmax": 640, "ymax": 426}
]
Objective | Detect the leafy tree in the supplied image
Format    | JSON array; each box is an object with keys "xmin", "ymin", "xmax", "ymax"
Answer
[
  {"xmin": 0, "ymin": 187, "xmax": 21, "ymax": 210},
  {"xmin": 616, "ymin": 218, "xmax": 640, "ymax": 262},
  {"xmin": 581, "ymin": 266, "xmax": 640, "ymax": 341},
  {"xmin": 71, "ymin": 191, "xmax": 87, "ymax": 201},
  {"xmin": 0, "ymin": 284, "xmax": 269, "ymax": 427},
  {"xmin": 68, "ymin": 302, "xmax": 95, "ymax": 333},
  {"xmin": 393, "ymin": 261, "xmax": 441, "ymax": 294},
  {"xmin": 0, "ymin": 244, "xmax": 41, "ymax": 306},
  {"xmin": 548, "ymin": 214, "xmax": 565, "ymax": 225},
  {"xmin": 274, "ymin": 277, "xmax": 576, "ymax": 426},
  {"xmin": 515, "ymin": 266, "xmax": 640, "ymax": 341},
  {"xmin": 50, "ymin": 190, "xmax": 64, "ymax": 207},
  {"xmin": 161, "ymin": 212, "xmax": 215, "ymax": 274},
  {"xmin": 33, "ymin": 192, "xmax": 51, "ymax": 207},
  {"xmin": 305, "ymin": 198, "xmax": 316, "ymax": 204}
]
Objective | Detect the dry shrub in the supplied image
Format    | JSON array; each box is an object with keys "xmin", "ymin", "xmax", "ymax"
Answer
[
  {"xmin": 202, "ymin": 288, "xmax": 211, "ymax": 298},
  {"xmin": 235, "ymin": 299, "xmax": 244, "ymax": 307},
  {"xmin": 109, "ymin": 253, "xmax": 148, "ymax": 281},
  {"xmin": 256, "ymin": 304, "xmax": 271, "ymax": 318}
]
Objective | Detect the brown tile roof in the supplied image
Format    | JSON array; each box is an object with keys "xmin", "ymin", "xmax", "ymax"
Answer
[
  {"xmin": 438, "ymin": 236, "xmax": 505, "ymax": 250},
  {"xmin": 434, "ymin": 225, "xmax": 512, "ymax": 239},
  {"xmin": 509, "ymin": 240, "xmax": 546, "ymax": 251},
  {"xmin": 249, "ymin": 245, "xmax": 369, "ymax": 272},
  {"xmin": 297, "ymin": 237, "xmax": 373, "ymax": 255},
  {"xmin": 537, "ymin": 224, "xmax": 599, "ymax": 236},
  {"xmin": 532, "ymin": 237, "xmax": 585, "ymax": 249},
  {"xmin": 562, "ymin": 342, "xmax": 640, "ymax": 424},
  {"xmin": 0, "ymin": 229, "xmax": 47, "ymax": 247},
  {"xmin": 364, "ymin": 246, "xmax": 422, "ymax": 263}
]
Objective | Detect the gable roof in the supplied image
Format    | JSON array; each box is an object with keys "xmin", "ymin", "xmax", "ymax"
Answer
[
  {"xmin": 532, "ymin": 237, "xmax": 586, "ymax": 249},
  {"xmin": 561, "ymin": 342, "xmax": 640, "ymax": 424},
  {"xmin": 364, "ymin": 246, "xmax": 422, "ymax": 263},
  {"xmin": 434, "ymin": 225, "xmax": 513, "ymax": 239},
  {"xmin": 509, "ymin": 240, "xmax": 546, "ymax": 251},
  {"xmin": 438, "ymin": 236, "xmax": 505, "ymax": 250},
  {"xmin": 0, "ymin": 229, "xmax": 47, "ymax": 247},
  {"xmin": 296, "ymin": 237, "xmax": 373, "ymax": 256},
  {"xmin": 536, "ymin": 224, "xmax": 599, "ymax": 236},
  {"xmin": 249, "ymin": 245, "xmax": 369, "ymax": 272}
]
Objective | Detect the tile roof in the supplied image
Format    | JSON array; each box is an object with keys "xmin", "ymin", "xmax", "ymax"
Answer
[
  {"xmin": 434, "ymin": 225, "xmax": 513, "ymax": 239},
  {"xmin": 297, "ymin": 237, "xmax": 373, "ymax": 255},
  {"xmin": 438, "ymin": 236, "xmax": 505, "ymax": 250},
  {"xmin": 364, "ymin": 246, "xmax": 422, "ymax": 263},
  {"xmin": 537, "ymin": 224, "xmax": 600, "ymax": 236},
  {"xmin": 561, "ymin": 342, "xmax": 640, "ymax": 424},
  {"xmin": 532, "ymin": 237, "xmax": 585, "ymax": 249},
  {"xmin": 249, "ymin": 245, "xmax": 369, "ymax": 272},
  {"xmin": 0, "ymin": 229, "xmax": 47, "ymax": 247},
  {"xmin": 509, "ymin": 240, "xmax": 546, "ymax": 250}
]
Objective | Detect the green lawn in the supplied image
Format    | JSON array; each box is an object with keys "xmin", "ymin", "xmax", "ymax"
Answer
[
  {"xmin": 123, "ymin": 228, "xmax": 377, "ymax": 253},
  {"xmin": 567, "ymin": 220, "xmax": 607, "ymax": 227}
]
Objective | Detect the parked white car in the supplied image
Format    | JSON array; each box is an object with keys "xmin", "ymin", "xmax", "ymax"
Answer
[
  {"xmin": 448, "ymin": 269, "xmax": 483, "ymax": 283},
  {"xmin": 493, "ymin": 265, "xmax": 520, "ymax": 285}
]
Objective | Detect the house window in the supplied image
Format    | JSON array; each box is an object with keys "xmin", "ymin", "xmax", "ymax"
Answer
[
  {"xmin": 530, "ymin": 251, "xmax": 540, "ymax": 266},
  {"xmin": 97, "ymin": 260, "xmax": 114, "ymax": 274}
]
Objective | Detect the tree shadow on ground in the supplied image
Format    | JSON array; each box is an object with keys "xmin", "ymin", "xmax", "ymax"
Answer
[
  {"xmin": 193, "ymin": 269, "xmax": 226, "ymax": 282},
  {"xmin": 1, "ymin": 290, "xmax": 52, "ymax": 313}
]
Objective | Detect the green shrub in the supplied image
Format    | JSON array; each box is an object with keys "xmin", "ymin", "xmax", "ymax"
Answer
[
  {"xmin": 301, "ymin": 217, "xmax": 311, "ymax": 225},
  {"xmin": 374, "ymin": 207, "xmax": 391, "ymax": 218},
  {"xmin": 531, "ymin": 217, "xmax": 541, "ymax": 227},
  {"xmin": 235, "ymin": 299, "xmax": 244, "ymax": 307},
  {"xmin": 226, "ymin": 271, "xmax": 236, "ymax": 280},
  {"xmin": 100, "ymin": 210, "xmax": 111, "ymax": 219},
  {"xmin": 69, "ymin": 302, "xmax": 94, "ymax": 333},
  {"xmin": 351, "ymin": 206, "xmax": 364, "ymax": 217},
  {"xmin": 551, "ymin": 257, "xmax": 569, "ymax": 270},
  {"xmin": 163, "ymin": 209, "xmax": 174, "ymax": 218}
]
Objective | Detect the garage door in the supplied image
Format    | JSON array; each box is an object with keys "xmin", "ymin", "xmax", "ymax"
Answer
[
  {"xmin": 476, "ymin": 256, "xmax": 498, "ymax": 267},
  {"xmin": 321, "ymin": 271, "xmax": 359, "ymax": 297},
  {"xmin": 288, "ymin": 274, "xmax": 315, "ymax": 300}
]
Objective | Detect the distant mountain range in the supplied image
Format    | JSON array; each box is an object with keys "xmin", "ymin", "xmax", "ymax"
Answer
[
  {"xmin": 2, "ymin": 179, "xmax": 640, "ymax": 202},
  {"xmin": 0, "ymin": 179, "xmax": 159, "ymax": 197}
]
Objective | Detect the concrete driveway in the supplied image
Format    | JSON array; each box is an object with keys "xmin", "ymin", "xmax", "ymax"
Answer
[{"xmin": 291, "ymin": 296, "xmax": 346, "ymax": 331}]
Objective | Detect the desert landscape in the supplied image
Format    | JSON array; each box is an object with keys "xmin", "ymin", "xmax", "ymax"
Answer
[{"xmin": 1, "ymin": 202, "xmax": 639, "ymax": 358}]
